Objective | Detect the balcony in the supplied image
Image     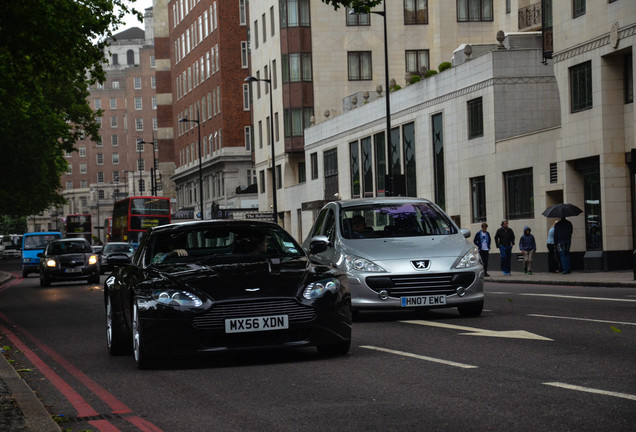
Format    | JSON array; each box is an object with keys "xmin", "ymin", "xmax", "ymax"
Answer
[{"xmin": 518, "ymin": 2, "xmax": 542, "ymax": 31}]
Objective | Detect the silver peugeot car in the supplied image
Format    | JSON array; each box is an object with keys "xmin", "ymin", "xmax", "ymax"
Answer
[{"xmin": 302, "ymin": 198, "xmax": 484, "ymax": 317}]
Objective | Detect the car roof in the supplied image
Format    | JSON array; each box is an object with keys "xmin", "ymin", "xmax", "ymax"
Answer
[
  {"xmin": 50, "ymin": 238, "xmax": 90, "ymax": 244},
  {"xmin": 105, "ymin": 242, "xmax": 131, "ymax": 246},
  {"xmin": 332, "ymin": 197, "xmax": 434, "ymax": 209}
]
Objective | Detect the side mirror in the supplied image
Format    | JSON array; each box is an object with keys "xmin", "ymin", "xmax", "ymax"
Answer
[
  {"xmin": 460, "ymin": 228, "xmax": 471, "ymax": 239},
  {"xmin": 308, "ymin": 235, "xmax": 330, "ymax": 254}
]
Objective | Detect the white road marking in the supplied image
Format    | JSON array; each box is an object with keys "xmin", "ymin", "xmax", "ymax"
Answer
[
  {"xmin": 360, "ymin": 345, "xmax": 478, "ymax": 369},
  {"xmin": 401, "ymin": 320, "xmax": 553, "ymax": 341},
  {"xmin": 528, "ymin": 314, "xmax": 636, "ymax": 326},
  {"xmin": 520, "ymin": 293, "xmax": 636, "ymax": 302},
  {"xmin": 543, "ymin": 382, "xmax": 636, "ymax": 402}
]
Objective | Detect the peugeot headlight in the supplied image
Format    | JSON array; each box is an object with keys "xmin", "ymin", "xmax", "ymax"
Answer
[
  {"xmin": 345, "ymin": 254, "xmax": 386, "ymax": 273},
  {"xmin": 88, "ymin": 255, "xmax": 98, "ymax": 265},
  {"xmin": 456, "ymin": 246, "xmax": 480, "ymax": 269},
  {"xmin": 152, "ymin": 289, "xmax": 203, "ymax": 307},
  {"xmin": 303, "ymin": 278, "xmax": 341, "ymax": 299},
  {"xmin": 46, "ymin": 259, "xmax": 57, "ymax": 268}
]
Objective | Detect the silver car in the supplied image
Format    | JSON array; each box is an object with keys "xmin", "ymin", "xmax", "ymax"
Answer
[{"xmin": 302, "ymin": 198, "xmax": 484, "ymax": 317}]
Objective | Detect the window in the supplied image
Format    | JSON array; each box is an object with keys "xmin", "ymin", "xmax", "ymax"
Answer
[
  {"xmin": 282, "ymin": 54, "xmax": 312, "ymax": 83},
  {"xmin": 79, "ymin": 146, "xmax": 86, "ymax": 157},
  {"xmin": 96, "ymin": 153, "xmax": 103, "ymax": 165},
  {"xmin": 283, "ymin": 108, "xmax": 313, "ymax": 137},
  {"xmin": 504, "ymin": 168, "xmax": 534, "ymax": 219},
  {"xmin": 134, "ymin": 97, "xmax": 142, "ymax": 110},
  {"xmin": 150, "ymin": 56, "xmax": 155, "ymax": 67},
  {"xmin": 111, "ymin": 80, "xmax": 119, "ymax": 89},
  {"xmin": 135, "ymin": 118, "xmax": 144, "ymax": 131},
  {"xmin": 348, "ymin": 52, "xmax": 372, "ymax": 81},
  {"xmin": 361, "ymin": 137, "xmax": 374, "ymax": 197},
  {"xmin": 298, "ymin": 162, "xmax": 306, "ymax": 183},
  {"xmin": 270, "ymin": 6, "xmax": 275, "ymax": 36},
  {"xmin": 138, "ymin": 159, "xmax": 145, "ymax": 172},
  {"xmin": 457, "ymin": 0, "xmax": 493, "ymax": 22},
  {"xmin": 241, "ymin": 41, "xmax": 249, "ymax": 68},
  {"xmin": 112, "ymin": 153, "xmax": 119, "ymax": 164},
  {"xmin": 276, "ymin": 165, "xmax": 282, "ymax": 189},
  {"xmin": 244, "ymin": 126, "xmax": 251, "ymax": 150},
  {"xmin": 625, "ymin": 54, "xmax": 633, "ymax": 104},
  {"xmin": 280, "ymin": 0, "xmax": 310, "ymax": 28},
  {"xmin": 471, "ymin": 176, "xmax": 486, "ymax": 222},
  {"xmin": 152, "ymin": 96, "xmax": 157, "ymax": 109},
  {"xmin": 80, "ymin": 163, "xmax": 87, "ymax": 174},
  {"xmin": 403, "ymin": 122, "xmax": 416, "ymax": 197},
  {"xmin": 570, "ymin": 61, "xmax": 592, "ymax": 112},
  {"xmin": 80, "ymin": 180, "xmax": 87, "ymax": 188},
  {"xmin": 111, "ymin": 116, "xmax": 118, "ymax": 128},
  {"xmin": 111, "ymin": 54, "xmax": 118, "ymax": 65},
  {"xmin": 243, "ymin": 83, "xmax": 250, "ymax": 111},
  {"xmin": 134, "ymin": 77, "xmax": 141, "ymax": 89},
  {"xmin": 404, "ymin": 0, "xmax": 428, "ymax": 24},
  {"xmin": 254, "ymin": 20, "xmax": 259, "ymax": 48},
  {"xmin": 110, "ymin": 98, "xmax": 117, "ymax": 109},
  {"xmin": 346, "ymin": 7, "xmax": 369, "ymax": 26},
  {"xmin": 350, "ymin": 141, "xmax": 361, "ymax": 198},
  {"xmin": 374, "ymin": 132, "xmax": 386, "ymax": 196},
  {"xmin": 310, "ymin": 152, "xmax": 318, "ymax": 180},
  {"xmin": 97, "ymin": 172, "xmax": 104, "ymax": 183},
  {"xmin": 573, "ymin": 0, "xmax": 585, "ymax": 18},
  {"xmin": 259, "ymin": 170, "xmax": 265, "ymax": 193},
  {"xmin": 66, "ymin": 181, "xmax": 73, "ymax": 190},
  {"xmin": 432, "ymin": 114, "xmax": 445, "ymax": 208},
  {"xmin": 127, "ymin": 50, "xmax": 135, "ymax": 65},
  {"xmin": 468, "ymin": 97, "xmax": 484, "ymax": 139},
  {"xmin": 262, "ymin": 13, "xmax": 267, "ymax": 42},
  {"xmin": 405, "ymin": 50, "xmax": 430, "ymax": 75},
  {"xmin": 111, "ymin": 135, "xmax": 118, "ymax": 146},
  {"xmin": 324, "ymin": 149, "xmax": 338, "ymax": 199},
  {"xmin": 94, "ymin": 99, "xmax": 101, "ymax": 110},
  {"xmin": 67, "ymin": 164, "xmax": 72, "ymax": 174},
  {"xmin": 239, "ymin": 0, "xmax": 247, "ymax": 25},
  {"xmin": 151, "ymin": 76, "xmax": 156, "ymax": 89}
]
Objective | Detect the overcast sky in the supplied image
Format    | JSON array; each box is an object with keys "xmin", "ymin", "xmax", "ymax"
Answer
[{"xmin": 119, "ymin": 0, "xmax": 154, "ymax": 32}]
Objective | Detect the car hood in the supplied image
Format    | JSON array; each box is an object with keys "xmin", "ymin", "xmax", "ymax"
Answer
[
  {"xmin": 149, "ymin": 256, "xmax": 310, "ymax": 301},
  {"xmin": 338, "ymin": 235, "xmax": 473, "ymax": 271}
]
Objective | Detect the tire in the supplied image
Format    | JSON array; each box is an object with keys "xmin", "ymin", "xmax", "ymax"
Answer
[
  {"xmin": 457, "ymin": 300, "xmax": 484, "ymax": 317},
  {"xmin": 317, "ymin": 340, "xmax": 351, "ymax": 357},
  {"xmin": 39, "ymin": 272, "xmax": 50, "ymax": 287},
  {"xmin": 22, "ymin": 270, "xmax": 28, "ymax": 278},
  {"xmin": 88, "ymin": 273, "xmax": 100, "ymax": 284},
  {"xmin": 106, "ymin": 295, "xmax": 132, "ymax": 355},
  {"xmin": 132, "ymin": 300, "xmax": 157, "ymax": 369}
]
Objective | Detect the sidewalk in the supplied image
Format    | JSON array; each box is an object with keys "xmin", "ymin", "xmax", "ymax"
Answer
[{"xmin": 0, "ymin": 269, "xmax": 635, "ymax": 431}]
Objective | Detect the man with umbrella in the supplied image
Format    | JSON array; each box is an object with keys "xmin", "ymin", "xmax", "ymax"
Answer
[{"xmin": 543, "ymin": 203, "xmax": 582, "ymax": 275}]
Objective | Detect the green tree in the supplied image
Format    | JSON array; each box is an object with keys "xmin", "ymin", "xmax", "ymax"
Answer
[
  {"xmin": 0, "ymin": 215, "xmax": 27, "ymax": 234},
  {"xmin": 0, "ymin": 0, "xmax": 142, "ymax": 217},
  {"xmin": 321, "ymin": 0, "xmax": 383, "ymax": 12}
]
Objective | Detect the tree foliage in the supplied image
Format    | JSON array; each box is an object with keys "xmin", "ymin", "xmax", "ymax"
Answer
[
  {"xmin": 320, "ymin": 0, "xmax": 383, "ymax": 13},
  {"xmin": 0, "ymin": 0, "xmax": 142, "ymax": 217}
]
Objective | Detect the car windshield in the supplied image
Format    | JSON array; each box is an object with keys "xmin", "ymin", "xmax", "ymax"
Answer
[
  {"xmin": 49, "ymin": 241, "xmax": 93, "ymax": 254},
  {"xmin": 24, "ymin": 235, "xmax": 59, "ymax": 250},
  {"xmin": 340, "ymin": 203, "xmax": 457, "ymax": 239},
  {"xmin": 105, "ymin": 244, "xmax": 133, "ymax": 254},
  {"xmin": 146, "ymin": 225, "xmax": 304, "ymax": 265}
]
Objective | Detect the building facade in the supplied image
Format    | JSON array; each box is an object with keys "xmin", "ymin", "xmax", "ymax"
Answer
[{"xmin": 157, "ymin": 0, "xmax": 257, "ymax": 221}]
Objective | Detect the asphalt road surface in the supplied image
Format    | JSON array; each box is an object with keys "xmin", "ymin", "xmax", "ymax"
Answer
[{"xmin": 1, "ymin": 258, "xmax": 635, "ymax": 432}]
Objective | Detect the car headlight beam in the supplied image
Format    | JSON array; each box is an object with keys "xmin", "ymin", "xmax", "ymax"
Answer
[
  {"xmin": 303, "ymin": 278, "xmax": 341, "ymax": 299},
  {"xmin": 46, "ymin": 259, "xmax": 57, "ymax": 268},
  {"xmin": 88, "ymin": 255, "xmax": 98, "ymax": 265},
  {"xmin": 152, "ymin": 289, "xmax": 204, "ymax": 307},
  {"xmin": 456, "ymin": 246, "xmax": 480, "ymax": 269}
]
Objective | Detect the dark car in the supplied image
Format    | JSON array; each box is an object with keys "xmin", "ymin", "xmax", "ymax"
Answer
[
  {"xmin": 38, "ymin": 238, "xmax": 101, "ymax": 286},
  {"xmin": 100, "ymin": 242, "xmax": 135, "ymax": 274},
  {"xmin": 104, "ymin": 220, "xmax": 352, "ymax": 369}
]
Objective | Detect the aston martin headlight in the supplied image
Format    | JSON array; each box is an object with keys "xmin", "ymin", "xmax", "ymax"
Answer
[
  {"xmin": 303, "ymin": 278, "xmax": 340, "ymax": 299},
  {"xmin": 88, "ymin": 255, "xmax": 98, "ymax": 265},
  {"xmin": 152, "ymin": 289, "xmax": 203, "ymax": 307},
  {"xmin": 345, "ymin": 254, "xmax": 386, "ymax": 272},
  {"xmin": 456, "ymin": 246, "xmax": 480, "ymax": 269},
  {"xmin": 46, "ymin": 259, "xmax": 57, "ymax": 268}
]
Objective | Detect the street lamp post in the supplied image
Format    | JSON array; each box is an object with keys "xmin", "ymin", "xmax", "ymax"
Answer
[
  {"xmin": 179, "ymin": 114, "xmax": 204, "ymax": 219},
  {"xmin": 351, "ymin": 0, "xmax": 393, "ymax": 195},
  {"xmin": 245, "ymin": 75, "xmax": 278, "ymax": 224}
]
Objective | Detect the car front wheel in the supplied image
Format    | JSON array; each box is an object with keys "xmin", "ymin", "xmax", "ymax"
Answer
[
  {"xmin": 317, "ymin": 340, "xmax": 351, "ymax": 357},
  {"xmin": 39, "ymin": 272, "xmax": 50, "ymax": 287},
  {"xmin": 106, "ymin": 295, "xmax": 131, "ymax": 355},
  {"xmin": 132, "ymin": 300, "xmax": 157, "ymax": 369},
  {"xmin": 457, "ymin": 300, "xmax": 484, "ymax": 317}
]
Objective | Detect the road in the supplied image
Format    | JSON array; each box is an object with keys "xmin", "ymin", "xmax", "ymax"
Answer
[{"xmin": 1, "ymin": 258, "xmax": 635, "ymax": 432}]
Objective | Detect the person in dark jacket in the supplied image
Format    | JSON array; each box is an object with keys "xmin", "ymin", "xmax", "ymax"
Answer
[
  {"xmin": 554, "ymin": 217, "xmax": 573, "ymax": 274},
  {"xmin": 519, "ymin": 226, "xmax": 537, "ymax": 274},
  {"xmin": 473, "ymin": 222, "xmax": 491, "ymax": 276},
  {"xmin": 495, "ymin": 220, "xmax": 515, "ymax": 275}
]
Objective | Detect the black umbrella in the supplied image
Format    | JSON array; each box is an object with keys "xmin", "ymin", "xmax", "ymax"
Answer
[{"xmin": 542, "ymin": 203, "xmax": 583, "ymax": 218}]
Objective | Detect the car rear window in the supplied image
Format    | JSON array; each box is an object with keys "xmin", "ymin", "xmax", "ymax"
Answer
[{"xmin": 340, "ymin": 203, "xmax": 457, "ymax": 239}]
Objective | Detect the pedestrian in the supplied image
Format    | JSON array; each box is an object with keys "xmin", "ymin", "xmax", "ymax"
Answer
[
  {"xmin": 473, "ymin": 222, "xmax": 491, "ymax": 277},
  {"xmin": 554, "ymin": 217, "xmax": 573, "ymax": 274},
  {"xmin": 519, "ymin": 226, "xmax": 537, "ymax": 275},
  {"xmin": 494, "ymin": 220, "xmax": 515, "ymax": 275},
  {"xmin": 547, "ymin": 220, "xmax": 561, "ymax": 273}
]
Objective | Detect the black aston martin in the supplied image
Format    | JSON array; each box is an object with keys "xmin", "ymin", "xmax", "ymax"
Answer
[{"xmin": 104, "ymin": 220, "xmax": 352, "ymax": 368}]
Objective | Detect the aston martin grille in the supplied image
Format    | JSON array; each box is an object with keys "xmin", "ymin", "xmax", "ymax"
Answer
[{"xmin": 192, "ymin": 299, "xmax": 316, "ymax": 330}]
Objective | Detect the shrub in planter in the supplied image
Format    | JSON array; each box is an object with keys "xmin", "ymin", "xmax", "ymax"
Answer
[
  {"xmin": 425, "ymin": 69, "xmax": 438, "ymax": 78},
  {"xmin": 438, "ymin": 62, "xmax": 452, "ymax": 72}
]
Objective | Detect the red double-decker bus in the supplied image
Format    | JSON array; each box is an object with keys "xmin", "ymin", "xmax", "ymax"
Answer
[
  {"xmin": 111, "ymin": 196, "xmax": 171, "ymax": 247},
  {"xmin": 65, "ymin": 214, "xmax": 92, "ymax": 241}
]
